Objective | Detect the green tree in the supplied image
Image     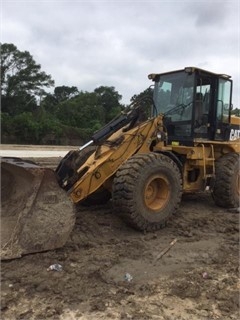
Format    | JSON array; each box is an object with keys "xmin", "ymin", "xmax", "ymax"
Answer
[
  {"xmin": 56, "ymin": 91, "xmax": 101, "ymax": 127},
  {"xmin": 43, "ymin": 86, "xmax": 79, "ymax": 114},
  {"xmin": 130, "ymin": 87, "xmax": 154, "ymax": 105},
  {"xmin": 1, "ymin": 43, "xmax": 54, "ymax": 115},
  {"xmin": 232, "ymin": 108, "xmax": 240, "ymax": 116},
  {"xmin": 54, "ymin": 86, "xmax": 79, "ymax": 103},
  {"xmin": 55, "ymin": 87, "xmax": 124, "ymax": 137},
  {"xmin": 130, "ymin": 87, "xmax": 154, "ymax": 118},
  {"xmin": 94, "ymin": 86, "xmax": 123, "ymax": 122},
  {"xmin": 0, "ymin": 43, "xmax": 128, "ymax": 144}
]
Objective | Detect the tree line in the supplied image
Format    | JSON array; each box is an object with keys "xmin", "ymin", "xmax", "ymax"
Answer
[{"xmin": 1, "ymin": 43, "xmax": 147, "ymax": 145}]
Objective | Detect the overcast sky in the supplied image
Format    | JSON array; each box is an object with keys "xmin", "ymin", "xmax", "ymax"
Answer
[{"xmin": 1, "ymin": 0, "xmax": 239, "ymax": 106}]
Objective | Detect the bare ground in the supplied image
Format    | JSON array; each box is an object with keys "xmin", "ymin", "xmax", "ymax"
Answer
[{"xmin": 1, "ymin": 156, "xmax": 239, "ymax": 320}]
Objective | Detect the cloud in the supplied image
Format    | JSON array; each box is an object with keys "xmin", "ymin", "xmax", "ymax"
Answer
[
  {"xmin": 188, "ymin": 2, "xmax": 231, "ymax": 27},
  {"xmin": 1, "ymin": 0, "xmax": 239, "ymax": 106}
]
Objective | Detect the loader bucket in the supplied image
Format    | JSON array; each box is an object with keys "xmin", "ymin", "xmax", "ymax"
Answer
[{"xmin": 1, "ymin": 157, "xmax": 75, "ymax": 260}]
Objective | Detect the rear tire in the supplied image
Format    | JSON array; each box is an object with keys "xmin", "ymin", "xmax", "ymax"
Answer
[
  {"xmin": 212, "ymin": 153, "xmax": 240, "ymax": 208},
  {"xmin": 112, "ymin": 153, "xmax": 182, "ymax": 231}
]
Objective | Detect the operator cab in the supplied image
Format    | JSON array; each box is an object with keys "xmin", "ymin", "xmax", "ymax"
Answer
[{"xmin": 149, "ymin": 67, "xmax": 233, "ymax": 145}]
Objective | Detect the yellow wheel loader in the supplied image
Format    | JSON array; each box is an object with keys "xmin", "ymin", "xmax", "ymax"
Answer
[{"xmin": 1, "ymin": 67, "xmax": 240, "ymax": 260}]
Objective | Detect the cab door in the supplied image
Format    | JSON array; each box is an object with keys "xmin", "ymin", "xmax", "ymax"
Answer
[
  {"xmin": 214, "ymin": 78, "xmax": 232, "ymax": 140},
  {"xmin": 193, "ymin": 73, "xmax": 213, "ymax": 140}
]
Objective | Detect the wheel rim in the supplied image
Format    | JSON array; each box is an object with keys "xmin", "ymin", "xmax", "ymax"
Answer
[{"xmin": 144, "ymin": 174, "xmax": 170, "ymax": 211}]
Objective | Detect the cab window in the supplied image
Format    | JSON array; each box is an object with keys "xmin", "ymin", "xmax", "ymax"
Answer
[
  {"xmin": 217, "ymin": 79, "xmax": 231, "ymax": 123},
  {"xmin": 153, "ymin": 71, "xmax": 194, "ymax": 121}
]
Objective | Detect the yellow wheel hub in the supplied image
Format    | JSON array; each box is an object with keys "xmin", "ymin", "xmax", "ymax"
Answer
[{"xmin": 144, "ymin": 174, "xmax": 170, "ymax": 211}]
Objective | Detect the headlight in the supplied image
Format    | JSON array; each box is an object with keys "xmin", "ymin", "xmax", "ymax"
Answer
[{"xmin": 156, "ymin": 131, "xmax": 166, "ymax": 141}]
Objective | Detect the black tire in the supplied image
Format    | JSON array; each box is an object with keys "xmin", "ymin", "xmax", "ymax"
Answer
[
  {"xmin": 112, "ymin": 153, "xmax": 182, "ymax": 231},
  {"xmin": 212, "ymin": 153, "xmax": 240, "ymax": 208}
]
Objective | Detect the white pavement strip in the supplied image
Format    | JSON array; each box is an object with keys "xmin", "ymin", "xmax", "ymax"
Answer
[{"xmin": 0, "ymin": 150, "xmax": 68, "ymax": 158}]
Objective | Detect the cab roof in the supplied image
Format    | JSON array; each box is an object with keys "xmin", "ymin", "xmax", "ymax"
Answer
[{"xmin": 148, "ymin": 66, "xmax": 231, "ymax": 81}]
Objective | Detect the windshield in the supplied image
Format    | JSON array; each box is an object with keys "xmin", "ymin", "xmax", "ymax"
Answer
[{"xmin": 153, "ymin": 71, "xmax": 195, "ymax": 121}]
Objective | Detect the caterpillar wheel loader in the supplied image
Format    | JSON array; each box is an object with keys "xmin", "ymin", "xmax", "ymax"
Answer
[{"xmin": 1, "ymin": 67, "xmax": 240, "ymax": 260}]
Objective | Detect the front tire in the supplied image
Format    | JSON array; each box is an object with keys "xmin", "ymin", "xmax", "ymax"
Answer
[
  {"xmin": 212, "ymin": 153, "xmax": 240, "ymax": 208},
  {"xmin": 112, "ymin": 153, "xmax": 182, "ymax": 231}
]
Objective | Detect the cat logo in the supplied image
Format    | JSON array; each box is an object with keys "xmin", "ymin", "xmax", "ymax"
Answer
[{"xmin": 229, "ymin": 129, "xmax": 240, "ymax": 141}]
